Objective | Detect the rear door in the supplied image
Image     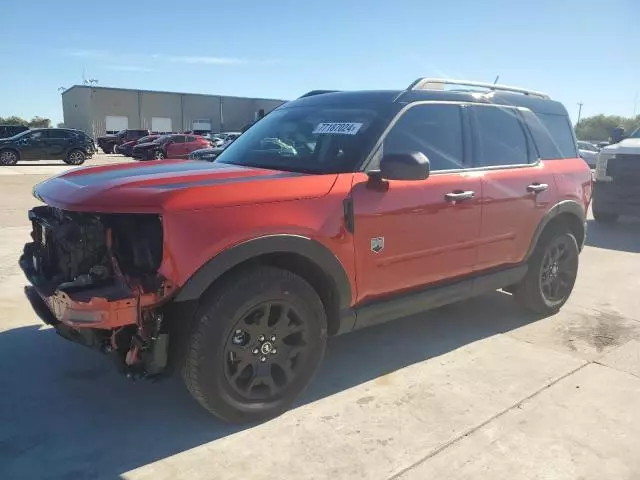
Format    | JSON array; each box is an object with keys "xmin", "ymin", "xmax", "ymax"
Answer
[
  {"xmin": 352, "ymin": 102, "xmax": 482, "ymax": 303},
  {"xmin": 470, "ymin": 105, "xmax": 557, "ymax": 270},
  {"xmin": 43, "ymin": 129, "xmax": 72, "ymax": 158},
  {"xmin": 183, "ymin": 135, "xmax": 200, "ymax": 156}
]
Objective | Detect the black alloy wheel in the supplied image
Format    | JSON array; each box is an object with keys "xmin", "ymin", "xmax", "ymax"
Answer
[
  {"xmin": 224, "ymin": 301, "xmax": 309, "ymax": 401},
  {"xmin": 0, "ymin": 149, "xmax": 19, "ymax": 166},
  {"xmin": 539, "ymin": 235, "xmax": 578, "ymax": 305}
]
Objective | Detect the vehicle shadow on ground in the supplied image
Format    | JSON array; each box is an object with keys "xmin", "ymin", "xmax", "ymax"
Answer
[
  {"xmin": 0, "ymin": 292, "xmax": 541, "ymax": 479},
  {"xmin": 585, "ymin": 218, "xmax": 640, "ymax": 253}
]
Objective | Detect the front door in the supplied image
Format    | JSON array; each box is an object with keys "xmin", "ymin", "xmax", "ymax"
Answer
[
  {"xmin": 166, "ymin": 135, "xmax": 186, "ymax": 158},
  {"xmin": 352, "ymin": 103, "xmax": 482, "ymax": 305},
  {"xmin": 469, "ymin": 105, "xmax": 557, "ymax": 270},
  {"xmin": 17, "ymin": 131, "xmax": 47, "ymax": 160}
]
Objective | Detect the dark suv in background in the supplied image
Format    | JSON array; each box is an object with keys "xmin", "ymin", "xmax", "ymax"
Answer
[
  {"xmin": 97, "ymin": 129, "xmax": 149, "ymax": 154},
  {"xmin": 0, "ymin": 128, "xmax": 96, "ymax": 165},
  {"xmin": 0, "ymin": 125, "xmax": 29, "ymax": 139}
]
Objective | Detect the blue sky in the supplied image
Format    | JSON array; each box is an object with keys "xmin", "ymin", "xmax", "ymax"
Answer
[{"xmin": 2, "ymin": 0, "xmax": 638, "ymax": 124}]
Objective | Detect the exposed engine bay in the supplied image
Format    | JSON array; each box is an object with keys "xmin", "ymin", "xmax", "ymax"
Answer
[{"xmin": 20, "ymin": 206, "xmax": 173, "ymax": 378}]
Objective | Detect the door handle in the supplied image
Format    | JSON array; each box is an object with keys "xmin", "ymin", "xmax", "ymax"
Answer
[
  {"xmin": 527, "ymin": 183, "xmax": 549, "ymax": 193},
  {"xmin": 445, "ymin": 190, "xmax": 475, "ymax": 202}
]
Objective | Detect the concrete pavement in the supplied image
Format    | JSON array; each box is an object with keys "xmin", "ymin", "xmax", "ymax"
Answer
[{"xmin": 0, "ymin": 162, "xmax": 639, "ymax": 480}]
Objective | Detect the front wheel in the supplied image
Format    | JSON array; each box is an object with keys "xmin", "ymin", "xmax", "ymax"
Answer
[
  {"xmin": 514, "ymin": 229, "xmax": 579, "ymax": 315},
  {"xmin": 64, "ymin": 149, "xmax": 86, "ymax": 165},
  {"xmin": 183, "ymin": 267, "xmax": 327, "ymax": 423},
  {"xmin": 593, "ymin": 210, "xmax": 619, "ymax": 224},
  {"xmin": 153, "ymin": 150, "xmax": 165, "ymax": 160},
  {"xmin": 0, "ymin": 149, "xmax": 19, "ymax": 166}
]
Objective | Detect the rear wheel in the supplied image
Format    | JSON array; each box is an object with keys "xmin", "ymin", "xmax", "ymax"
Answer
[
  {"xmin": 593, "ymin": 210, "xmax": 619, "ymax": 224},
  {"xmin": 183, "ymin": 267, "xmax": 327, "ymax": 423},
  {"xmin": 64, "ymin": 149, "xmax": 86, "ymax": 165},
  {"xmin": 102, "ymin": 144, "xmax": 114, "ymax": 154},
  {"xmin": 514, "ymin": 228, "xmax": 579, "ymax": 315},
  {"xmin": 0, "ymin": 149, "xmax": 19, "ymax": 166}
]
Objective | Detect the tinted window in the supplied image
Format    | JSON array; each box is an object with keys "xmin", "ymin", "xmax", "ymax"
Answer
[
  {"xmin": 172, "ymin": 135, "xmax": 186, "ymax": 143},
  {"xmin": 46, "ymin": 130, "xmax": 72, "ymax": 139},
  {"xmin": 186, "ymin": 135, "xmax": 196, "ymax": 142},
  {"xmin": 382, "ymin": 104, "xmax": 464, "ymax": 171},
  {"xmin": 525, "ymin": 112, "xmax": 577, "ymax": 159},
  {"xmin": 473, "ymin": 106, "xmax": 529, "ymax": 166}
]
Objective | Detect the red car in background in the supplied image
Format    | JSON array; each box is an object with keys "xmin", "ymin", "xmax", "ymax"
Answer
[
  {"xmin": 132, "ymin": 134, "xmax": 211, "ymax": 160},
  {"xmin": 116, "ymin": 135, "xmax": 160, "ymax": 157}
]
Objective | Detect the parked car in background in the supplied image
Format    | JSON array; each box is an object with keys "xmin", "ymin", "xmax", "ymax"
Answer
[
  {"xmin": 592, "ymin": 126, "xmax": 640, "ymax": 224},
  {"xmin": 98, "ymin": 129, "xmax": 150, "ymax": 154},
  {"xmin": 188, "ymin": 145, "xmax": 227, "ymax": 162},
  {"xmin": 0, "ymin": 128, "xmax": 96, "ymax": 165},
  {"xmin": 0, "ymin": 125, "xmax": 29, "ymax": 139},
  {"xmin": 577, "ymin": 141, "xmax": 599, "ymax": 168},
  {"xmin": 116, "ymin": 135, "xmax": 160, "ymax": 157},
  {"xmin": 132, "ymin": 134, "xmax": 210, "ymax": 160}
]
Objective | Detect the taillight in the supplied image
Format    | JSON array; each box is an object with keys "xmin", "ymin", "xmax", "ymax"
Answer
[{"xmin": 594, "ymin": 152, "xmax": 612, "ymax": 182}]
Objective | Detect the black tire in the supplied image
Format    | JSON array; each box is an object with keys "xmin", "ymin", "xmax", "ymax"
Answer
[
  {"xmin": 183, "ymin": 266, "xmax": 327, "ymax": 423},
  {"xmin": 102, "ymin": 144, "xmax": 113, "ymax": 154},
  {"xmin": 64, "ymin": 149, "xmax": 86, "ymax": 165},
  {"xmin": 0, "ymin": 149, "xmax": 19, "ymax": 166},
  {"xmin": 514, "ymin": 227, "xmax": 579, "ymax": 315},
  {"xmin": 593, "ymin": 210, "xmax": 619, "ymax": 224}
]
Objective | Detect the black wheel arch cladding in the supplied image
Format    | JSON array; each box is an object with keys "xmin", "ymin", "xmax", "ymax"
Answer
[
  {"xmin": 174, "ymin": 235, "xmax": 353, "ymax": 311},
  {"xmin": 526, "ymin": 200, "xmax": 586, "ymax": 259}
]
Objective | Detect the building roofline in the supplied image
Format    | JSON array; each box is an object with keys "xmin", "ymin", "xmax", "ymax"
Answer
[{"xmin": 61, "ymin": 84, "xmax": 287, "ymax": 103}]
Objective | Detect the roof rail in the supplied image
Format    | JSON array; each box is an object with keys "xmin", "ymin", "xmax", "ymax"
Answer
[
  {"xmin": 298, "ymin": 90, "xmax": 340, "ymax": 99},
  {"xmin": 407, "ymin": 78, "xmax": 550, "ymax": 99}
]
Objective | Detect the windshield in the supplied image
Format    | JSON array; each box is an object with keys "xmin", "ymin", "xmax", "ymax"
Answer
[
  {"xmin": 216, "ymin": 106, "xmax": 379, "ymax": 174},
  {"xmin": 7, "ymin": 129, "xmax": 32, "ymax": 140}
]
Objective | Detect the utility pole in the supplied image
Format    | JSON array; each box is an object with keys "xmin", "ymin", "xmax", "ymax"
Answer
[
  {"xmin": 493, "ymin": 75, "xmax": 500, "ymax": 84},
  {"xmin": 576, "ymin": 102, "xmax": 583, "ymax": 126},
  {"xmin": 634, "ymin": 90, "xmax": 638, "ymax": 117}
]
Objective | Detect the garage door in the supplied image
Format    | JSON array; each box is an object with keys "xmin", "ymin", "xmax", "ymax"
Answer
[
  {"xmin": 105, "ymin": 116, "xmax": 129, "ymax": 133},
  {"xmin": 193, "ymin": 120, "xmax": 211, "ymax": 132},
  {"xmin": 152, "ymin": 117, "xmax": 172, "ymax": 133}
]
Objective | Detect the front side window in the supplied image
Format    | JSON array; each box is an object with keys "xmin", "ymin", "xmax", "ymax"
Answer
[
  {"xmin": 381, "ymin": 104, "xmax": 465, "ymax": 171},
  {"xmin": 473, "ymin": 106, "xmax": 529, "ymax": 166},
  {"xmin": 216, "ymin": 106, "xmax": 379, "ymax": 174}
]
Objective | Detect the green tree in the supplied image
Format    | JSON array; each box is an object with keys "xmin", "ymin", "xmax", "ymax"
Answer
[
  {"xmin": 28, "ymin": 116, "xmax": 51, "ymax": 128},
  {"xmin": 576, "ymin": 114, "xmax": 640, "ymax": 142},
  {"xmin": 0, "ymin": 116, "xmax": 28, "ymax": 126}
]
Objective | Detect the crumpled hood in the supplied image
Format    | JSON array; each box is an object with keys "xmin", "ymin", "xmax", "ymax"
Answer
[{"xmin": 34, "ymin": 160, "xmax": 338, "ymax": 213}]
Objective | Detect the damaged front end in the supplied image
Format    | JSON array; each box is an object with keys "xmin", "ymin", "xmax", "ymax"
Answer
[{"xmin": 20, "ymin": 206, "xmax": 175, "ymax": 377}]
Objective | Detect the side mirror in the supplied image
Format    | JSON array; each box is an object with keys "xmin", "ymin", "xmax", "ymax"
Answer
[{"xmin": 373, "ymin": 152, "xmax": 430, "ymax": 181}]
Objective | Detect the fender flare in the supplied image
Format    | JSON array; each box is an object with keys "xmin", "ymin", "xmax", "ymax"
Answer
[
  {"xmin": 526, "ymin": 200, "xmax": 586, "ymax": 259},
  {"xmin": 173, "ymin": 235, "xmax": 353, "ymax": 311}
]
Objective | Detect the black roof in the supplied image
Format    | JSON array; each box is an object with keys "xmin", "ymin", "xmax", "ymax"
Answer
[{"xmin": 287, "ymin": 89, "xmax": 568, "ymax": 116}]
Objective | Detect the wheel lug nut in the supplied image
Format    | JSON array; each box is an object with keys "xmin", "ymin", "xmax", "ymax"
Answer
[
  {"xmin": 235, "ymin": 329, "xmax": 242, "ymax": 334},
  {"xmin": 272, "ymin": 348, "xmax": 277, "ymax": 354},
  {"xmin": 252, "ymin": 348, "xmax": 259, "ymax": 354},
  {"xmin": 260, "ymin": 356, "xmax": 267, "ymax": 362},
  {"xmin": 259, "ymin": 335, "xmax": 265, "ymax": 342},
  {"xmin": 270, "ymin": 336, "xmax": 276, "ymax": 341}
]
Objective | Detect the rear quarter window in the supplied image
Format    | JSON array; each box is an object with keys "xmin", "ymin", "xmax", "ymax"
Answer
[{"xmin": 523, "ymin": 111, "xmax": 578, "ymax": 159}]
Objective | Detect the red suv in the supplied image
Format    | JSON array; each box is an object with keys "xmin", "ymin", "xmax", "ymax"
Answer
[
  {"xmin": 21, "ymin": 78, "xmax": 591, "ymax": 423},
  {"xmin": 132, "ymin": 134, "xmax": 210, "ymax": 160}
]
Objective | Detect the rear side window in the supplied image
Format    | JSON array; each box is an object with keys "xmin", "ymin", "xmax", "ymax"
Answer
[
  {"xmin": 526, "ymin": 112, "xmax": 578, "ymax": 159},
  {"xmin": 47, "ymin": 130, "xmax": 72, "ymax": 139},
  {"xmin": 382, "ymin": 104, "xmax": 465, "ymax": 171},
  {"xmin": 172, "ymin": 135, "xmax": 186, "ymax": 143},
  {"xmin": 186, "ymin": 135, "xmax": 196, "ymax": 142},
  {"xmin": 472, "ymin": 106, "xmax": 529, "ymax": 166}
]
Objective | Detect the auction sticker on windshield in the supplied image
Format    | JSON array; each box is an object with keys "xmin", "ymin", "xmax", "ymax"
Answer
[{"xmin": 313, "ymin": 122, "xmax": 363, "ymax": 135}]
